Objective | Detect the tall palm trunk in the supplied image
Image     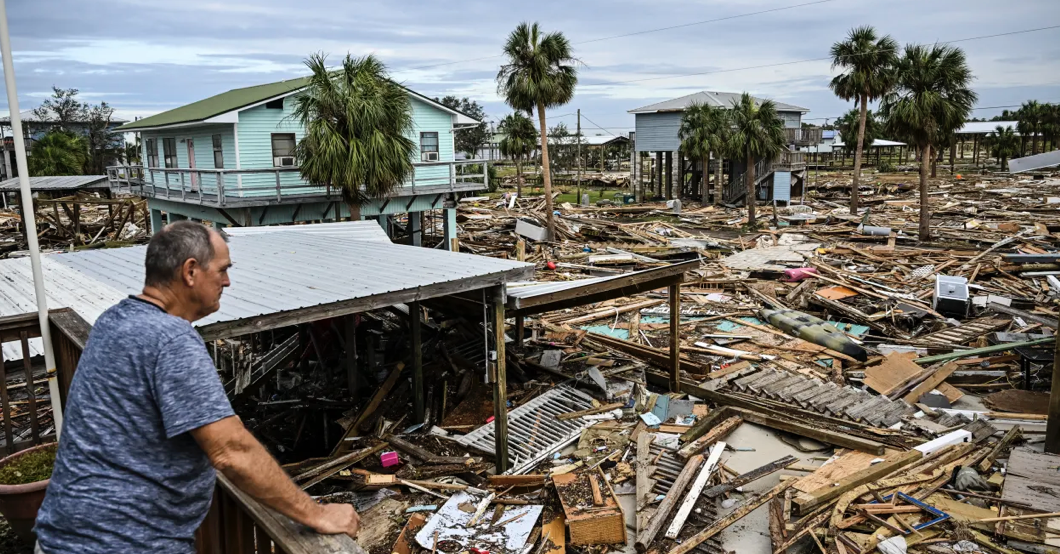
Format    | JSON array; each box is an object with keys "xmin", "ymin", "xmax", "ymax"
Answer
[
  {"xmin": 1031, "ymin": 127, "xmax": 1039, "ymax": 155},
  {"xmin": 701, "ymin": 155, "xmax": 709, "ymax": 205},
  {"xmin": 714, "ymin": 154, "xmax": 722, "ymax": 206},
  {"xmin": 516, "ymin": 159, "xmax": 524, "ymax": 197},
  {"xmin": 535, "ymin": 102, "xmax": 554, "ymax": 238},
  {"xmin": 746, "ymin": 153, "xmax": 756, "ymax": 226},
  {"xmin": 919, "ymin": 142, "xmax": 931, "ymax": 241},
  {"xmin": 851, "ymin": 93, "xmax": 868, "ymax": 214}
]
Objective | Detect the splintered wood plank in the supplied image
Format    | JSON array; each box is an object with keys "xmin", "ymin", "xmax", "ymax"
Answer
[
  {"xmin": 793, "ymin": 451, "xmax": 881, "ymax": 494},
  {"xmin": 541, "ymin": 512, "xmax": 565, "ymax": 554},
  {"xmin": 863, "ymin": 352, "xmax": 924, "ymax": 396}
]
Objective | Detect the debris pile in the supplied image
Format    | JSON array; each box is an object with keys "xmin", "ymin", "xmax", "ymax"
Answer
[{"xmin": 0, "ymin": 192, "xmax": 148, "ymax": 258}]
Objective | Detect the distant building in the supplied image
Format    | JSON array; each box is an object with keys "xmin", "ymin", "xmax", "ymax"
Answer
[
  {"xmin": 0, "ymin": 109, "xmax": 128, "ymax": 180},
  {"xmin": 628, "ymin": 91, "xmax": 817, "ymax": 205},
  {"xmin": 107, "ymin": 76, "xmax": 483, "ymax": 248}
]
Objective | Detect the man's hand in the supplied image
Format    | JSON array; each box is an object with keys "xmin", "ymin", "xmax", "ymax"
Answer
[{"xmin": 309, "ymin": 503, "xmax": 361, "ymax": 538}]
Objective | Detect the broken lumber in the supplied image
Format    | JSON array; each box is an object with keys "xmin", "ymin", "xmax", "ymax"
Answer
[
  {"xmin": 792, "ymin": 450, "xmax": 922, "ymax": 513},
  {"xmin": 901, "ymin": 362, "xmax": 959, "ymax": 403},
  {"xmin": 298, "ymin": 443, "xmax": 388, "ymax": 490},
  {"xmin": 635, "ymin": 453, "xmax": 704, "ymax": 552},
  {"xmin": 587, "ymin": 331, "xmax": 706, "ymax": 375},
  {"xmin": 732, "ymin": 408, "xmax": 886, "ymax": 455},
  {"xmin": 665, "ymin": 442, "xmax": 725, "ymax": 539},
  {"xmin": 555, "ymin": 299, "xmax": 665, "ymax": 326},
  {"xmin": 703, "ymin": 455, "xmax": 798, "ymax": 498},
  {"xmin": 676, "ymin": 416, "xmax": 742, "ymax": 460},
  {"xmin": 391, "ymin": 513, "xmax": 428, "ymax": 554},
  {"xmin": 667, "ymin": 480, "xmax": 794, "ymax": 554},
  {"xmin": 388, "ymin": 435, "xmax": 478, "ymax": 465},
  {"xmin": 557, "ymin": 403, "xmax": 624, "ymax": 420},
  {"xmin": 489, "ymin": 474, "xmax": 546, "ymax": 487}
]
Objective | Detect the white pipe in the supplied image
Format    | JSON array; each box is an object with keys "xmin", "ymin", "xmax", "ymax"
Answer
[{"xmin": 0, "ymin": 0, "xmax": 63, "ymax": 437}]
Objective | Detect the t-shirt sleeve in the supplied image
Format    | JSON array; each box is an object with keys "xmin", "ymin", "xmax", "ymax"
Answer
[{"xmin": 153, "ymin": 328, "xmax": 236, "ymax": 439}]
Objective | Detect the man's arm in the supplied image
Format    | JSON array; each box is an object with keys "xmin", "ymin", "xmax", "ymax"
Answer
[{"xmin": 190, "ymin": 415, "xmax": 360, "ymax": 537}]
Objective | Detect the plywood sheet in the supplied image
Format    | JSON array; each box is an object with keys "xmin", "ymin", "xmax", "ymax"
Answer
[
  {"xmin": 863, "ymin": 352, "xmax": 924, "ymax": 396},
  {"xmin": 1002, "ymin": 448, "xmax": 1060, "ymax": 512},
  {"xmin": 816, "ymin": 285, "xmax": 859, "ymax": 300},
  {"xmin": 792, "ymin": 451, "xmax": 881, "ymax": 494}
]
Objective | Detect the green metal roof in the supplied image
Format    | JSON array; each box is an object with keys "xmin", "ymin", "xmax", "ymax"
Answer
[{"xmin": 119, "ymin": 77, "xmax": 311, "ymax": 131}]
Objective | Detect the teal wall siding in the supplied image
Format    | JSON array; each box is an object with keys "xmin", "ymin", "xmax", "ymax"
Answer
[
  {"xmin": 140, "ymin": 125, "xmax": 236, "ymax": 196},
  {"xmin": 236, "ymin": 96, "xmax": 308, "ymax": 197},
  {"xmin": 234, "ymin": 94, "xmax": 457, "ymax": 197},
  {"xmin": 409, "ymin": 97, "xmax": 456, "ymax": 188}
]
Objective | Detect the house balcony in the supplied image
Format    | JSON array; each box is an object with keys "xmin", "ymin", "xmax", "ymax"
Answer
[
  {"xmin": 784, "ymin": 128, "xmax": 823, "ymax": 147},
  {"xmin": 106, "ymin": 160, "xmax": 489, "ymax": 209}
]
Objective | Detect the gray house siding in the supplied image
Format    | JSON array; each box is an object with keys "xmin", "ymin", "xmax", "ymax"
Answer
[{"xmin": 634, "ymin": 112, "xmax": 683, "ymax": 152}]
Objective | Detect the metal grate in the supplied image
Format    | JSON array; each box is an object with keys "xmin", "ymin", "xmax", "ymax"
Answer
[{"xmin": 454, "ymin": 384, "xmax": 597, "ymax": 474}]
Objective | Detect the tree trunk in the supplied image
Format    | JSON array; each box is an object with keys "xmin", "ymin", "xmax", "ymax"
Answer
[
  {"xmin": 851, "ymin": 93, "xmax": 868, "ymax": 214},
  {"xmin": 931, "ymin": 154, "xmax": 937, "ymax": 178},
  {"xmin": 516, "ymin": 159, "xmax": 523, "ymax": 198},
  {"xmin": 919, "ymin": 143, "xmax": 931, "ymax": 241},
  {"xmin": 714, "ymin": 154, "xmax": 723, "ymax": 206},
  {"xmin": 701, "ymin": 154, "xmax": 709, "ymax": 205},
  {"xmin": 1032, "ymin": 129, "xmax": 1039, "ymax": 156},
  {"xmin": 535, "ymin": 103, "xmax": 555, "ymax": 239},
  {"xmin": 746, "ymin": 153, "xmax": 756, "ymax": 226}
]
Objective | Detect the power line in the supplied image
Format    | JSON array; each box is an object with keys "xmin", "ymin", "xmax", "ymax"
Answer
[
  {"xmin": 581, "ymin": 24, "xmax": 1060, "ymax": 87},
  {"xmin": 579, "ymin": 113, "xmax": 619, "ymax": 137},
  {"xmin": 400, "ymin": 0, "xmax": 836, "ymax": 72}
]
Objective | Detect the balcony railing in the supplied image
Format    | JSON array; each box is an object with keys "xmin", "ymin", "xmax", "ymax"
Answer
[
  {"xmin": 196, "ymin": 473, "xmax": 365, "ymax": 554},
  {"xmin": 106, "ymin": 160, "xmax": 489, "ymax": 207},
  {"xmin": 784, "ymin": 128, "xmax": 823, "ymax": 146}
]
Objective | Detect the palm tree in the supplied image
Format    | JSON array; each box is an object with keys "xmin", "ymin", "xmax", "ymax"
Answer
[
  {"xmin": 829, "ymin": 26, "xmax": 899, "ymax": 214},
  {"xmin": 497, "ymin": 112, "xmax": 538, "ymax": 198},
  {"xmin": 880, "ymin": 44, "xmax": 976, "ymax": 241},
  {"xmin": 497, "ymin": 22, "xmax": 578, "ymax": 238},
  {"xmin": 985, "ymin": 125, "xmax": 1019, "ymax": 169},
  {"xmin": 291, "ymin": 53, "xmax": 415, "ymax": 218},
  {"xmin": 835, "ymin": 108, "xmax": 880, "ymax": 160},
  {"xmin": 727, "ymin": 93, "xmax": 786, "ymax": 226},
  {"xmin": 27, "ymin": 130, "xmax": 87, "ymax": 176},
  {"xmin": 679, "ymin": 102, "xmax": 730, "ymax": 205},
  {"xmin": 1017, "ymin": 100, "xmax": 1043, "ymax": 156}
]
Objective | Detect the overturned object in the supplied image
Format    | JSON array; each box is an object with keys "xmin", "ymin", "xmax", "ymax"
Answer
[
  {"xmin": 934, "ymin": 275, "xmax": 970, "ymax": 319},
  {"xmin": 759, "ymin": 308, "xmax": 868, "ymax": 362}
]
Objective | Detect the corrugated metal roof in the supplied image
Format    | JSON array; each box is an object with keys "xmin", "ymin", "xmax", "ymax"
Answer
[
  {"xmin": 833, "ymin": 138, "xmax": 906, "ymax": 148},
  {"xmin": 222, "ymin": 220, "xmax": 390, "ymax": 243},
  {"xmin": 629, "ymin": 91, "xmax": 809, "ymax": 114},
  {"xmin": 507, "ymin": 260, "xmax": 699, "ymax": 311},
  {"xmin": 0, "ymin": 231, "xmax": 534, "ymax": 358},
  {"xmin": 957, "ymin": 121, "xmax": 1019, "ymax": 135},
  {"xmin": 0, "ymin": 175, "xmax": 109, "ymax": 191}
]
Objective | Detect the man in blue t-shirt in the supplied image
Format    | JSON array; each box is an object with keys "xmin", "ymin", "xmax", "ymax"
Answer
[{"xmin": 35, "ymin": 221, "xmax": 359, "ymax": 553}]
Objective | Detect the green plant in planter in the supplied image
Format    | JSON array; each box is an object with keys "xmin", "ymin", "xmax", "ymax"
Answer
[{"xmin": 0, "ymin": 447, "xmax": 56, "ymax": 485}]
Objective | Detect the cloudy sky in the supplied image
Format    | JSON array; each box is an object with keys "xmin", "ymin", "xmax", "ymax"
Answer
[{"xmin": 5, "ymin": 0, "xmax": 1059, "ymax": 135}]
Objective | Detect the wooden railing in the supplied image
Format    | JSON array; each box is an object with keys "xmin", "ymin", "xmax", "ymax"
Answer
[
  {"xmin": 0, "ymin": 309, "xmax": 88, "ymax": 456},
  {"xmin": 196, "ymin": 474, "xmax": 365, "ymax": 554},
  {"xmin": 106, "ymin": 160, "xmax": 490, "ymax": 207},
  {"xmin": 784, "ymin": 128, "xmax": 823, "ymax": 146},
  {"xmin": 2, "ymin": 307, "xmax": 361, "ymax": 552}
]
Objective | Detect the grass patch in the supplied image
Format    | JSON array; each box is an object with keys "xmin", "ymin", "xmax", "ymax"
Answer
[{"xmin": 0, "ymin": 445, "xmax": 56, "ymax": 485}]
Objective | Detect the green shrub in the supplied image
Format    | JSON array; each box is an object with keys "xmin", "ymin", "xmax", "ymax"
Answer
[{"xmin": 0, "ymin": 445, "xmax": 56, "ymax": 485}]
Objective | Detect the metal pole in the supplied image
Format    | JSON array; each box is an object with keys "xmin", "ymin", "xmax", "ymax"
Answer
[
  {"xmin": 576, "ymin": 109, "xmax": 582, "ymax": 203},
  {"xmin": 0, "ymin": 0, "xmax": 63, "ymax": 437}
]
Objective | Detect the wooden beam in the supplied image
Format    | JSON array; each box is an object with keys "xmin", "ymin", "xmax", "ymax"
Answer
[
  {"xmin": 410, "ymin": 301, "xmax": 424, "ymax": 423},
  {"xmin": 677, "ymin": 416, "xmax": 742, "ymax": 460},
  {"xmin": 491, "ymin": 286, "xmax": 509, "ymax": 473},
  {"xmin": 667, "ymin": 480, "xmax": 794, "ymax": 554},
  {"xmin": 508, "ymin": 260, "xmax": 696, "ymax": 315},
  {"xmin": 635, "ymin": 453, "xmax": 704, "ymax": 552},
  {"xmin": 703, "ymin": 455, "xmax": 799, "ymax": 498},
  {"xmin": 1047, "ymin": 323, "xmax": 1060, "ymax": 454},
  {"xmin": 902, "ymin": 362, "xmax": 959, "ymax": 404},
  {"xmin": 791, "ymin": 450, "xmax": 921, "ymax": 513},
  {"xmin": 669, "ymin": 283, "xmax": 681, "ymax": 392},
  {"xmin": 586, "ymin": 331, "xmax": 705, "ymax": 375},
  {"xmin": 666, "ymin": 443, "xmax": 725, "ymax": 539},
  {"xmin": 331, "ymin": 363, "xmax": 404, "ymax": 456}
]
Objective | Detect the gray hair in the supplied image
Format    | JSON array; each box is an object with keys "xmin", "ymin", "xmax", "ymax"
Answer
[{"xmin": 144, "ymin": 221, "xmax": 221, "ymax": 287}]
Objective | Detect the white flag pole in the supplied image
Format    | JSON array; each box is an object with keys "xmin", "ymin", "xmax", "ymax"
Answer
[{"xmin": 0, "ymin": 0, "xmax": 63, "ymax": 438}]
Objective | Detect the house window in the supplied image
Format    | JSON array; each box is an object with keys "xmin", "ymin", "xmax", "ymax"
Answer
[
  {"xmin": 146, "ymin": 138, "xmax": 158, "ymax": 168},
  {"xmin": 265, "ymin": 98, "xmax": 284, "ymax": 109},
  {"xmin": 162, "ymin": 138, "xmax": 177, "ymax": 168},
  {"xmin": 271, "ymin": 133, "xmax": 296, "ymax": 166},
  {"xmin": 212, "ymin": 134, "xmax": 224, "ymax": 168},
  {"xmin": 420, "ymin": 132, "xmax": 439, "ymax": 161}
]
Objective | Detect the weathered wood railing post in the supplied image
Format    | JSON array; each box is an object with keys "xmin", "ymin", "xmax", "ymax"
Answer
[{"xmin": 490, "ymin": 285, "xmax": 509, "ymax": 473}]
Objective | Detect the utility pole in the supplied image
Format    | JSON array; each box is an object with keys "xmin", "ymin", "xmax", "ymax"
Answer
[
  {"xmin": 576, "ymin": 109, "xmax": 582, "ymax": 204},
  {"xmin": 1047, "ymin": 317, "xmax": 1060, "ymax": 454}
]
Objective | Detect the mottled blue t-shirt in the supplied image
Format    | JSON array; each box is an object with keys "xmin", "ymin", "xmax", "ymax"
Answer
[{"xmin": 36, "ymin": 297, "xmax": 235, "ymax": 553}]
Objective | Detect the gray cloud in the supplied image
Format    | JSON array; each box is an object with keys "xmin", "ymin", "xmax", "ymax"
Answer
[{"xmin": 3, "ymin": 0, "xmax": 1058, "ymax": 131}]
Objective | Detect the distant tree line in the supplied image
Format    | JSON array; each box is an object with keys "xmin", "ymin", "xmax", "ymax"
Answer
[{"xmin": 25, "ymin": 86, "xmax": 125, "ymax": 176}]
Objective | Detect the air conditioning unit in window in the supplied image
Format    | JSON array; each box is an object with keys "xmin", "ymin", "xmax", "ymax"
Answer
[
  {"xmin": 273, "ymin": 156, "xmax": 296, "ymax": 167},
  {"xmin": 422, "ymin": 151, "xmax": 439, "ymax": 162}
]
